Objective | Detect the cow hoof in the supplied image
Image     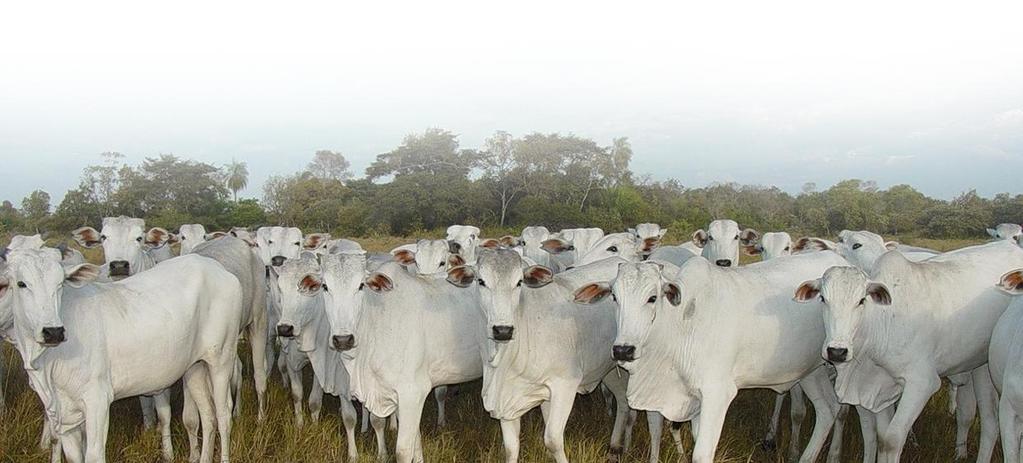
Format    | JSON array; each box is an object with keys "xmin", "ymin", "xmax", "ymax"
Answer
[
  {"xmin": 760, "ymin": 438, "xmax": 777, "ymax": 451},
  {"xmin": 606, "ymin": 445, "xmax": 624, "ymax": 462}
]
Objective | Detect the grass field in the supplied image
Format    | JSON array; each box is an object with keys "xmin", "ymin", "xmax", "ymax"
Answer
[{"xmin": 0, "ymin": 235, "xmax": 999, "ymax": 462}]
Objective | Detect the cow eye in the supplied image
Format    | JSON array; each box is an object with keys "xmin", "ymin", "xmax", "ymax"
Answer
[
  {"xmin": 136, "ymin": 236, "xmax": 143, "ymax": 242},
  {"xmin": 100, "ymin": 235, "xmax": 107, "ymax": 241},
  {"xmin": 438, "ymin": 262, "xmax": 445, "ymax": 268},
  {"xmin": 852, "ymin": 243, "xmax": 862, "ymax": 250},
  {"xmin": 516, "ymin": 280, "xmax": 523, "ymax": 287},
  {"xmin": 180, "ymin": 236, "xmax": 186, "ymax": 240},
  {"xmin": 606, "ymin": 246, "xmax": 618, "ymax": 253},
  {"xmin": 293, "ymin": 241, "xmax": 300, "ymax": 246},
  {"xmin": 358, "ymin": 282, "xmax": 365, "ymax": 291},
  {"xmin": 611, "ymin": 293, "xmax": 617, "ymax": 302},
  {"xmin": 322, "ymin": 283, "xmax": 329, "ymax": 292},
  {"xmin": 267, "ymin": 240, "xmax": 274, "ymax": 244},
  {"xmin": 784, "ymin": 246, "xmax": 790, "ymax": 251},
  {"xmin": 16, "ymin": 281, "xmax": 27, "ymax": 288},
  {"xmin": 819, "ymin": 295, "xmax": 826, "ymax": 303},
  {"xmin": 707, "ymin": 236, "xmax": 714, "ymax": 241},
  {"xmin": 477, "ymin": 279, "xmax": 486, "ymax": 287},
  {"xmin": 858, "ymin": 297, "xmax": 866, "ymax": 306},
  {"xmin": 647, "ymin": 295, "xmax": 657, "ymax": 303},
  {"xmin": 734, "ymin": 234, "xmax": 739, "ymax": 240}
]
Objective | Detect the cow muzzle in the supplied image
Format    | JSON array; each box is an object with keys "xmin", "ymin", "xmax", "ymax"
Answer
[
  {"xmin": 612, "ymin": 344, "xmax": 636, "ymax": 362},
  {"xmin": 714, "ymin": 259, "xmax": 732, "ymax": 267},
  {"xmin": 109, "ymin": 260, "xmax": 130, "ymax": 277},
  {"xmin": 491, "ymin": 325, "xmax": 514, "ymax": 342},
  {"xmin": 276, "ymin": 324, "xmax": 295, "ymax": 338},
  {"xmin": 41, "ymin": 326, "xmax": 66, "ymax": 345},
  {"xmin": 271, "ymin": 256, "xmax": 287, "ymax": 267},
  {"xmin": 448, "ymin": 242, "xmax": 462, "ymax": 254},
  {"xmin": 826, "ymin": 346, "xmax": 849, "ymax": 363},
  {"xmin": 332, "ymin": 334, "xmax": 356, "ymax": 351}
]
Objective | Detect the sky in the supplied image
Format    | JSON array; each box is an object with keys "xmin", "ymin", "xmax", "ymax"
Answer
[{"xmin": 1, "ymin": 1, "xmax": 1022, "ymax": 205}]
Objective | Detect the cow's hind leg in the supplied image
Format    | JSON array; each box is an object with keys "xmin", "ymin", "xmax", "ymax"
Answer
[
  {"xmin": 154, "ymin": 390, "xmax": 174, "ymax": 462},
  {"xmin": 433, "ymin": 386, "xmax": 448, "ymax": 428},
  {"xmin": 826, "ymin": 404, "xmax": 849, "ymax": 463},
  {"xmin": 140, "ymin": 395, "xmax": 156, "ymax": 429},
  {"xmin": 795, "ymin": 368, "xmax": 840, "ymax": 463},
  {"xmin": 763, "ymin": 392, "xmax": 785, "ymax": 451},
  {"xmin": 248, "ymin": 303, "xmax": 269, "ymax": 422},
  {"xmin": 999, "ymin": 393, "xmax": 1021, "ymax": 463},
  {"xmin": 971, "ymin": 365, "xmax": 999, "ymax": 462}
]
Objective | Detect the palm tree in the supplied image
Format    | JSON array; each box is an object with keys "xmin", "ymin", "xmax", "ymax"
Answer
[{"xmin": 225, "ymin": 160, "xmax": 248, "ymax": 202}]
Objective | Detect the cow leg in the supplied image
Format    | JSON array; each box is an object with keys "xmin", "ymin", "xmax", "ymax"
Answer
[
  {"xmin": 690, "ymin": 384, "xmax": 737, "ymax": 463},
  {"xmin": 856, "ymin": 407, "xmax": 878, "ymax": 463},
  {"xmin": 276, "ymin": 340, "xmax": 289, "ymax": 389},
  {"xmin": 433, "ymin": 386, "xmax": 448, "ymax": 428},
  {"xmin": 309, "ymin": 378, "xmax": 324, "ymax": 423},
  {"xmin": 543, "ymin": 383, "xmax": 578, "ymax": 463},
  {"xmin": 826, "ymin": 404, "xmax": 849, "ymax": 463},
  {"xmin": 971, "ymin": 365, "xmax": 999, "ymax": 463},
  {"xmin": 788, "ymin": 385, "xmax": 808, "ymax": 462},
  {"xmin": 287, "ymin": 362, "xmax": 305, "ymax": 427},
  {"xmin": 500, "ymin": 418, "xmax": 522, "ymax": 463},
  {"xmin": 999, "ymin": 394, "xmax": 1021, "ymax": 463},
  {"xmin": 602, "ymin": 373, "xmax": 633, "ymax": 458},
  {"xmin": 795, "ymin": 368, "xmax": 840, "ymax": 463},
  {"xmin": 182, "ymin": 380, "xmax": 201, "ymax": 463},
  {"xmin": 395, "ymin": 387, "xmax": 429, "ymax": 463},
  {"xmin": 647, "ymin": 411, "xmax": 664, "ymax": 463},
  {"xmin": 389, "ymin": 414, "xmax": 398, "ymax": 431},
  {"xmin": 154, "ymin": 390, "xmax": 174, "ymax": 462},
  {"xmin": 207, "ymin": 353, "xmax": 237, "ymax": 463},
  {"xmin": 140, "ymin": 395, "xmax": 157, "ymax": 429},
  {"xmin": 59, "ymin": 427, "xmax": 86, "ymax": 463},
  {"xmin": 951, "ymin": 375, "xmax": 977, "ymax": 460},
  {"xmin": 669, "ymin": 421, "xmax": 686, "ymax": 457},
  {"xmin": 40, "ymin": 415, "xmax": 55, "ymax": 450},
  {"xmin": 248, "ymin": 305, "xmax": 269, "ymax": 422},
  {"xmin": 371, "ymin": 413, "xmax": 389, "ymax": 462},
  {"xmin": 360, "ymin": 401, "xmax": 370, "ymax": 433},
  {"xmin": 231, "ymin": 358, "xmax": 243, "ymax": 418},
  {"xmin": 340, "ymin": 397, "xmax": 360, "ymax": 462},
  {"xmin": 762, "ymin": 392, "xmax": 785, "ymax": 451},
  {"xmin": 83, "ymin": 393, "xmax": 113, "ymax": 463},
  {"xmin": 878, "ymin": 376, "xmax": 940, "ymax": 463},
  {"xmin": 600, "ymin": 383, "xmax": 616, "ymax": 417}
]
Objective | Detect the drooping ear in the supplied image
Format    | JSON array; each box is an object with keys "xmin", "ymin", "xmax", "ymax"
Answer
[
  {"xmin": 739, "ymin": 228, "xmax": 760, "ymax": 246},
  {"xmin": 297, "ymin": 274, "xmax": 323, "ymax": 295},
  {"xmin": 541, "ymin": 238, "xmax": 574, "ymax": 255},
  {"xmin": 72, "ymin": 227, "xmax": 102, "ymax": 248},
  {"xmin": 364, "ymin": 272, "xmax": 394, "ymax": 293},
  {"xmin": 64, "ymin": 263, "xmax": 101, "ymax": 288},
  {"xmin": 393, "ymin": 249, "xmax": 416, "ymax": 266},
  {"xmin": 573, "ymin": 282, "xmax": 612, "ymax": 304},
  {"xmin": 446, "ymin": 265, "xmax": 476, "ymax": 288},
  {"xmin": 144, "ymin": 227, "xmax": 172, "ymax": 249},
  {"xmin": 743, "ymin": 244, "xmax": 763, "ymax": 256},
  {"xmin": 998, "ymin": 269, "xmax": 1023, "ymax": 295},
  {"xmin": 792, "ymin": 237, "xmax": 834, "ymax": 253},
  {"xmin": 663, "ymin": 282, "xmax": 682, "ymax": 306},
  {"xmin": 239, "ymin": 235, "xmax": 258, "ymax": 248},
  {"xmin": 523, "ymin": 265, "xmax": 555, "ymax": 288},
  {"xmin": 167, "ymin": 233, "xmax": 180, "ymax": 245},
  {"xmin": 793, "ymin": 279, "xmax": 822, "ymax": 302},
  {"xmin": 206, "ymin": 231, "xmax": 228, "ymax": 240},
  {"xmin": 447, "ymin": 254, "xmax": 466, "ymax": 267},
  {"xmin": 987, "ymin": 228, "xmax": 999, "ymax": 238},
  {"xmin": 865, "ymin": 282, "xmax": 892, "ymax": 305},
  {"xmin": 884, "ymin": 241, "xmax": 899, "ymax": 251},
  {"xmin": 303, "ymin": 233, "xmax": 330, "ymax": 250},
  {"xmin": 691, "ymin": 230, "xmax": 708, "ymax": 248},
  {"xmin": 480, "ymin": 239, "xmax": 501, "ymax": 249},
  {"xmin": 499, "ymin": 235, "xmax": 520, "ymax": 247}
]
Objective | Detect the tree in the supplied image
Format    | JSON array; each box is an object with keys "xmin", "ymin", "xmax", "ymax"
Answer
[
  {"xmin": 478, "ymin": 131, "xmax": 524, "ymax": 226},
  {"xmin": 225, "ymin": 160, "xmax": 249, "ymax": 202},
  {"xmin": 0, "ymin": 200, "xmax": 22, "ymax": 233},
  {"xmin": 366, "ymin": 128, "xmax": 477, "ymax": 180},
  {"xmin": 21, "ymin": 190, "xmax": 51, "ymax": 231},
  {"xmin": 307, "ymin": 150, "xmax": 353, "ymax": 183},
  {"xmin": 80, "ymin": 151, "xmax": 126, "ymax": 216},
  {"xmin": 113, "ymin": 155, "xmax": 229, "ymax": 222}
]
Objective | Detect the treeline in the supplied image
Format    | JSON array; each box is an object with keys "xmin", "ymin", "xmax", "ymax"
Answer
[{"xmin": 2, "ymin": 129, "xmax": 1021, "ymax": 242}]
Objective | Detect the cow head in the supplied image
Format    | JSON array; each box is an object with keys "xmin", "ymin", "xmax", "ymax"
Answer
[
  {"xmin": 630, "ymin": 223, "xmax": 667, "ymax": 255},
  {"xmin": 446, "ymin": 225, "xmax": 481, "ymax": 264},
  {"xmin": 273, "ymin": 253, "xmax": 325, "ymax": 351},
  {"xmin": 573, "ymin": 233, "xmax": 643, "ymax": 267},
  {"xmin": 793, "ymin": 266, "xmax": 891, "ymax": 364},
  {"xmin": 835, "ymin": 230, "xmax": 893, "ymax": 273},
  {"xmin": 319, "ymin": 251, "xmax": 381, "ymax": 351},
  {"xmin": 255, "ymin": 226, "xmax": 304, "ymax": 267},
  {"xmin": 73, "ymin": 216, "xmax": 165, "ymax": 278},
  {"xmin": 7, "ymin": 234, "xmax": 46, "ymax": 250},
  {"xmin": 692, "ymin": 220, "xmax": 758, "ymax": 268},
  {"xmin": 472, "ymin": 249, "xmax": 553, "ymax": 342},
  {"xmin": 750, "ymin": 232, "xmax": 793, "ymax": 261},
  {"xmin": 392, "ymin": 239, "xmax": 456, "ymax": 276},
  {"xmin": 519, "ymin": 226, "xmax": 552, "ymax": 266},
  {"xmin": 177, "ymin": 224, "xmax": 208, "ymax": 254},
  {"xmin": 988, "ymin": 223, "xmax": 1023, "ymax": 242}
]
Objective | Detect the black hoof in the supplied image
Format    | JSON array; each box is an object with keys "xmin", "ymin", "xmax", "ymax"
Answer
[{"xmin": 760, "ymin": 438, "xmax": 777, "ymax": 452}]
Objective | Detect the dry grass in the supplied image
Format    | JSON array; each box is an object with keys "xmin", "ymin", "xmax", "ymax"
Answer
[{"xmin": 0, "ymin": 235, "xmax": 1003, "ymax": 462}]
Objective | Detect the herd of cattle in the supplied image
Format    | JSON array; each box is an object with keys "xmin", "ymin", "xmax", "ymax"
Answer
[{"xmin": 4, "ymin": 217, "xmax": 1023, "ymax": 463}]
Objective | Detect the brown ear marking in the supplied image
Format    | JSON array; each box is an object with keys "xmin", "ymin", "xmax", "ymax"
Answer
[
  {"xmin": 303, "ymin": 233, "xmax": 329, "ymax": 250},
  {"xmin": 447, "ymin": 254, "xmax": 466, "ymax": 267},
  {"xmin": 739, "ymin": 229, "xmax": 760, "ymax": 246},
  {"xmin": 365, "ymin": 273, "xmax": 394, "ymax": 293},
  {"xmin": 793, "ymin": 280, "xmax": 821, "ymax": 302},
  {"xmin": 793, "ymin": 237, "xmax": 831, "ymax": 252},
  {"xmin": 1000, "ymin": 270, "xmax": 1023, "ymax": 293},
  {"xmin": 394, "ymin": 249, "xmax": 416, "ymax": 266},
  {"xmin": 72, "ymin": 227, "xmax": 102, "ymax": 248},
  {"xmin": 691, "ymin": 230, "xmax": 708, "ymax": 248},
  {"xmin": 866, "ymin": 283, "xmax": 892, "ymax": 305},
  {"xmin": 499, "ymin": 235, "xmax": 518, "ymax": 247},
  {"xmin": 573, "ymin": 283, "xmax": 611, "ymax": 304},
  {"xmin": 663, "ymin": 282, "xmax": 681, "ymax": 306},
  {"xmin": 446, "ymin": 265, "xmax": 476, "ymax": 288},
  {"xmin": 299, "ymin": 274, "xmax": 322, "ymax": 292},
  {"xmin": 208, "ymin": 231, "xmax": 227, "ymax": 240},
  {"xmin": 479, "ymin": 239, "xmax": 501, "ymax": 249},
  {"xmin": 642, "ymin": 237, "xmax": 661, "ymax": 253},
  {"xmin": 540, "ymin": 238, "xmax": 573, "ymax": 254},
  {"xmin": 742, "ymin": 245, "xmax": 762, "ymax": 256},
  {"xmin": 523, "ymin": 265, "xmax": 554, "ymax": 288},
  {"xmin": 145, "ymin": 228, "xmax": 170, "ymax": 246}
]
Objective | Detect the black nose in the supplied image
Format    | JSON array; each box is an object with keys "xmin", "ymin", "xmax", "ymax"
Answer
[
  {"xmin": 271, "ymin": 256, "xmax": 286, "ymax": 267},
  {"xmin": 41, "ymin": 326, "xmax": 65, "ymax": 345},
  {"xmin": 109, "ymin": 260, "xmax": 130, "ymax": 276},
  {"xmin": 448, "ymin": 242, "xmax": 462, "ymax": 254},
  {"xmin": 277, "ymin": 324, "xmax": 294, "ymax": 338},
  {"xmin": 492, "ymin": 325, "xmax": 514, "ymax": 341},
  {"xmin": 715, "ymin": 259, "xmax": 732, "ymax": 267},
  {"xmin": 612, "ymin": 344, "xmax": 636, "ymax": 362},
  {"xmin": 826, "ymin": 347, "xmax": 848, "ymax": 363},
  {"xmin": 332, "ymin": 334, "xmax": 355, "ymax": 350}
]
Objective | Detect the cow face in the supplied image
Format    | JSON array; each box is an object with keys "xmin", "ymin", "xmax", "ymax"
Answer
[
  {"xmin": 519, "ymin": 226, "xmax": 552, "ymax": 266},
  {"xmin": 256, "ymin": 226, "xmax": 303, "ymax": 267},
  {"xmin": 7, "ymin": 234, "xmax": 46, "ymax": 250},
  {"xmin": 573, "ymin": 233, "xmax": 643, "ymax": 267},
  {"xmin": 474, "ymin": 249, "xmax": 552, "ymax": 342},
  {"xmin": 692, "ymin": 220, "xmax": 758, "ymax": 268},
  {"xmin": 446, "ymin": 225, "xmax": 481, "ymax": 264},
  {"xmin": 988, "ymin": 223, "xmax": 1023, "ymax": 242},
  {"xmin": 630, "ymin": 223, "xmax": 667, "ymax": 255},
  {"xmin": 793, "ymin": 266, "xmax": 891, "ymax": 364},
  {"xmin": 177, "ymin": 224, "xmax": 208, "ymax": 254},
  {"xmin": 835, "ymin": 230, "xmax": 892, "ymax": 272},
  {"xmin": 754, "ymin": 232, "xmax": 793, "ymax": 261},
  {"xmin": 407, "ymin": 240, "xmax": 455, "ymax": 276},
  {"xmin": 319, "ymin": 252, "xmax": 373, "ymax": 351},
  {"xmin": 73, "ymin": 216, "xmax": 166, "ymax": 278},
  {"xmin": 274, "ymin": 255, "xmax": 325, "ymax": 351},
  {"xmin": 0, "ymin": 248, "xmax": 98, "ymax": 350}
]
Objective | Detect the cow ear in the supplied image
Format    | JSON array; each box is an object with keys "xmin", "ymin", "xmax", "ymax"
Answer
[
  {"xmin": 206, "ymin": 231, "xmax": 227, "ymax": 240},
  {"xmin": 364, "ymin": 273, "xmax": 394, "ymax": 293},
  {"xmin": 298, "ymin": 274, "xmax": 323, "ymax": 295},
  {"xmin": 866, "ymin": 282, "xmax": 892, "ymax": 305},
  {"xmin": 499, "ymin": 235, "xmax": 518, "ymax": 247},
  {"xmin": 641, "ymin": 237, "xmax": 661, "ymax": 253},
  {"xmin": 145, "ymin": 228, "xmax": 171, "ymax": 249},
  {"xmin": 793, "ymin": 237, "xmax": 833, "ymax": 253},
  {"xmin": 480, "ymin": 238, "xmax": 501, "ymax": 249},
  {"xmin": 64, "ymin": 263, "xmax": 100, "ymax": 288},
  {"xmin": 793, "ymin": 279, "xmax": 822, "ymax": 302},
  {"xmin": 998, "ymin": 269, "xmax": 1023, "ymax": 295},
  {"xmin": 663, "ymin": 282, "xmax": 682, "ymax": 306},
  {"xmin": 573, "ymin": 282, "xmax": 612, "ymax": 304},
  {"xmin": 0, "ymin": 275, "xmax": 10, "ymax": 300},
  {"xmin": 883, "ymin": 241, "xmax": 900, "ymax": 251},
  {"xmin": 303, "ymin": 233, "xmax": 330, "ymax": 250},
  {"xmin": 447, "ymin": 254, "xmax": 465, "ymax": 268},
  {"xmin": 239, "ymin": 235, "xmax": 258, "ymax": 248},
  {"xmin": 167, "ymin": 233, "xmax": 180, "ymax": 245},
  {"xmin": 446, "ymin": 265, "xmax": 476, "ymax": 288},
  {"xmin": 523, "ymin": 265, "xmax": 554, "ymax": 288},
  {"xmin": 658, "ymin": 229, "xmax": 668, "ymax": 239},
  {"xmin": 691, "ymin": 230, "xmax": 708, "ymax": 248},
  {"xmin": 988, "ymin": 228, "xmax": 999, "ymax": 238},
  {"xmin": 743, "ymin": 244, "xmax": 762, "ymax": 256},
  {"xmin": 541, "ymin": 238, "xmax": 573, "ymax": 255},
  {"xmin": 627, "ymin": 228, "xmax": 637, "ymax": 236},
  {"xmin": 72, "ymin": 227, "xmax": 102, "ymax": 248},
  {"xmin": 739, "ymin": 229, "xmax": 760, "ymax": 246},
  {"xmin": 393, "ymin": 249, "xmax": 416, "ymax": 266}
]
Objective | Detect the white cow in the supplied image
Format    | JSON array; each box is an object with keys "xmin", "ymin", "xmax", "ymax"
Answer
[
  {"xmin": 586, "ymin": 253, "xmax": 848, "ymax": 463},
  {"xmin": 518, "ymin": 226, "xmax": 553, "ymax": 268},
  {"xmin": 301, "ymin": 232, "xmax": 363, "ymax": 256},
  {"xmin": 988, "ymin": 223, "xmax": 1023, "ymax": 242},
  {"xmin": 273, "ymin": 254, "xmax": 365, "ymax": 461},
  {"xmin": 320, "ymin": 255, "xmax": 485, "ymax": 463},
  {"xmin": 794, "ymin": 240, "xmax": 1023, "ymax": 463},
  {"xmin": 834, "ymin": 230, "xmax": 938, "ymax": 274},
  {"xmin": 571, "ymin": 233, "xmax": 644, "ymax": 267},
  {"xmin": 177, "ymin": 224, "xmax": 209, "ymax": 254},
  {"xmin": 446, "ymin": 224, "xmax": 482, "ymax": 264},
  {"xmin": 690, "ymin": 219, "xmax": 759, "ymax": 268},
  {"xmin": 72, "ymin": 216, "xmax": 174, "ymax": 279},
  {"xmin": 540, "ymin": 227, "xmax": 605, "ymax": 271},
  {"xmin": 255, "ymin": 226, "xmax": 304, "ymax": 268},
  {"xmin": 628, "ymin": 222, "xmax": 667, "ymax": 257},
  {"xmin": 0, "ymin": 249, "xmax": 241, "ymax": 463},
  {"xmin": 5, "ymin": 234, "xmax": 86, "ymax": 267},
  {"xmin": 747, "ymin": 231, "xmax": 792, "ymax": 261},
  {"xmin": 990, "ymin": 269, "xmax": 1023, "ymax": 462}
]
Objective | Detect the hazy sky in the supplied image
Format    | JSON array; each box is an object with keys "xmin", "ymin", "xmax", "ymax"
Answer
[{"xmin": 2, "ymin": 1, "xmax": 1022, "ymax": 205}]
